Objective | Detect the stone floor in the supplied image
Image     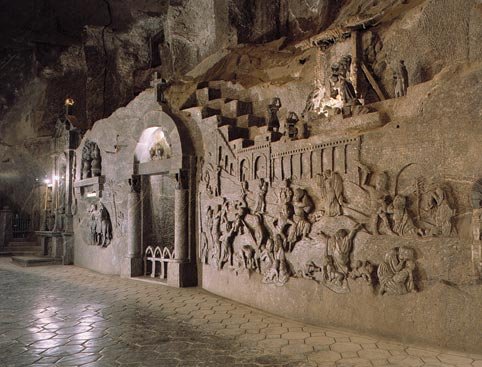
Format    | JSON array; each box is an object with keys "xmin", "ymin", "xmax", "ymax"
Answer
[{"xmin": 0, "ymin": 259, "xmax": 481, "ymax": 367}]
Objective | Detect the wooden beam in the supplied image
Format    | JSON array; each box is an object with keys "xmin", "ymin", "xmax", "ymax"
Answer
[{"xmin": 361, "ymin": 62, "xmax": 386, "ymax": 101}]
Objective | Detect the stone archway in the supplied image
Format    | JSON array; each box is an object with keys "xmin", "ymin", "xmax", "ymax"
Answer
[{"xmin": 122, "ymin": 110, "xmax": 197, "ymax": 287}]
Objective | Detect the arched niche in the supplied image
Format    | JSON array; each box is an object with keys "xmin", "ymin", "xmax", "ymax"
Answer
[{"xmin": 125, "ymin": 109, "xmax": 196, "ymax": 287}]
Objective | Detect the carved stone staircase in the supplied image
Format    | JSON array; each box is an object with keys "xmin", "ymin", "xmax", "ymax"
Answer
[
  {"xmin": 180, "ymin": 82, "xmax": 281, "ymax": 148},
  {"xmin": 0, "ymin": 239, "xmax": 42, "ymax": 257}
]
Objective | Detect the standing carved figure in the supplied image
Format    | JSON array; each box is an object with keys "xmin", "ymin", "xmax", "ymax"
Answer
[
  {"xmin": 284, "ymin": 112, "xmax": 299, "ymax": 140},
  {"xmin": 378, "ymin": 246, "xmax": 416, "ymax": 295},
  {"xmin": 326, "ymin": 224, "xmax": 362, "ymax": 276},
  {"xmin": 81, "ymin": 143, "xmax": 92, "ymax": 179},
  {"xmin": 287, "ymin": 188, "xmax": 313, "ymax": 246},
  {"xmin": 394, "ymin": 60, "xmax": 408, "ymax": 97},
  {"xmin": 267, "ymin": 97, "xmax": 282, "ymax": 132},
  {"xmin": 387, "ymin": 195, "xmax": 419, "ymax": 236},
  {"xmin": 319, "ymin": 170, "xmax": 344, "ymax": 217},
  {"xmin": 360, "ymin": 167, "xmax": 396, "ymax": 235},
  {"xmin": 254, "ymin": 178, "xmax": 268, "ymax": 213},
  {"xmin": 262, "ymin": 237, "xmax": 290, "ymax": 286},
  {"xmin": 426, "ymin": 186, "xmax": 455, "ymax": 237},
  {"xmin": 97, "ymin": 203, "xmax": 112, "ymax": 247},
  {"xmin": 90, "ymin": 143, "xmax": 102, "ymax": 177},
  {"xmin": 330, "ymin": 61, "xmax": 357, "ymax": 106}
]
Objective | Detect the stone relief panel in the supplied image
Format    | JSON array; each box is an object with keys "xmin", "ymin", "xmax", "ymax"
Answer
[
  {"xmin": 87, "ymin": 202, "xmax": 113, "ymax": 247},
  {"xmin": 81, "ymin": 140, "xmax": 102, "ymax": 179}
]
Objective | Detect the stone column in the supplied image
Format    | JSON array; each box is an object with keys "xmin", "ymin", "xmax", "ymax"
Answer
[
  {"xmin": 0, "ymin": 206, "xmax": 13, "ymax": 250},
  {"xmin": 168, "ymin": 169, "xmax": 197, "ymax": 288},
  {"xmin": 174, "ymin": 187, "xmax": 189, "ymax": 261},
  {"xmin": 121, "ymin": 176, "xmax": 143, "ymax": 278}
]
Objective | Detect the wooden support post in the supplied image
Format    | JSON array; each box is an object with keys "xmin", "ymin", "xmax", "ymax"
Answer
[{"xmin": 361, "ymin": 62, "xmax": 386, "ymax": 101}]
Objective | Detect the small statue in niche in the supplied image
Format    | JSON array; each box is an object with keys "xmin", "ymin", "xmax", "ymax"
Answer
[
  {"xmin": 378, "ymin": 246, "xmax": 417, "ymax": 295},
  {"xmin": 267, "ymin": 97, "xmax": 282, "ymax": 132},
  {"xmin": 349, "ymin": 260, "xmax": 374, "ymax": 283},
  {"xmin": 284, "ymin": 112, "xmax": 299, "ymax": 140},
  {"xmin": 81, "ymin": 142, "xmax": 92, "ymax": 179},
  {"xmin": 425, "ymin": 186, "xmax": 455, "ymax": 237},
  {"xmin": 254, "ymin": 178, "xmax": 269, "ymax": 213},
  {"xmin": 330, "ymin": 61, "xmax": 357, "ymax": 106},
  {"xmin": 88, "ymin": 202, "xmax": 113, "ymax": 247},
  {"xmin": 287, "ymin": 188, "xmax": 314, "ymax": 246},
  {"xmin": 81, "ymin": 141, "xmax": 102, "ymax": 179},
  {"xmin": 90, "ymin": 144, "xmax": 101, "ymax": 177},
  {"xmin": 149, "ymin": 134, "xmax": 172, "ymax": 161},
  {"xmin": 359, "ymin": 167, "xmax": 396, "ymax": 236},
  {"xmin": 319, "ymin": 170, "xmax": 344, "ymax": 217},
  {"xmin": 393, "ymin": 60, "xmax": 408, "ymax": 98}
]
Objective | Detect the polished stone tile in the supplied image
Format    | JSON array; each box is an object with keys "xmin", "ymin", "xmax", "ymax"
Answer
[{"xmin": 0, "ymin": 258, "xmax": 481, "ymax": 367}]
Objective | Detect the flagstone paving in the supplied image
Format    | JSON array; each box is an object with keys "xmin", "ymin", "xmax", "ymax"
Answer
[{"xmin": 0, "ymin": 258, "xmax": 481, "ymax": 367}]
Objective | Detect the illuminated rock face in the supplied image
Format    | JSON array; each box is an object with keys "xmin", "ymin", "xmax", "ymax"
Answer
[{"xmin": 1, "ymin": 0, "xmax": 482, "ymax": 355}]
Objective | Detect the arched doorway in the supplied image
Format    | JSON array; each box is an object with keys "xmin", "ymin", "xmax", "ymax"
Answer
[{"xmin": 124, "ymin": 110, "xmax": 197, "ymax": 287}]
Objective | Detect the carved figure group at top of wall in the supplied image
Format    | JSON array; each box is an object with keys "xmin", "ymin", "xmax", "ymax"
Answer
[
  {"xmin": 319, "ymin": 170, "xmax": 344, "ymax": 217},
  {"xmin": 393, "ymin": 60, "xmax": 409, "ymax": 98},
  {"xmin": 329, "ymin": 56, "xmax": 368, "ymax": 117},
  {"xmin": 284, "ymin": 112, "xmax": 299, "ymax": 140},
  {"xmin": 81, "ymin": 140, "xmax": 102, "ymax": 179},
  {"xmin": 88, "ymin": 202, "xmax": 112, "ymax": 247},
  {"xmin": 378, "ymin": 246, "xmax": 417, "ymax": 295},
  {"xmin": 267, "ymin": 97, "xmax": 282, "ymax": 132}
]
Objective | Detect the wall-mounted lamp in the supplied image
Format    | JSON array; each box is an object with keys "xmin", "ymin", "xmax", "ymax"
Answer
[{"xmin": 64, "ymin": 98, "xmax": 75, "ymax": 116}]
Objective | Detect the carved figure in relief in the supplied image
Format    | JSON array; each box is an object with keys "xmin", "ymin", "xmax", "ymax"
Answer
[
  {"xmin": 219, "ymin": 223, "xmax": 235, "ymax": 269},
  {"xmin": 81, "ymin": 143, "xmax": 92, "ymax": 179},
  {"xmin": 426, "ymin": 186, "xmax": 455, "ymax": 237},
  {"xmin": 393, "ymin": 60, "xmax": 408, "ymax": 98},
  {"xmin": 288, "ymin": 188, "xmax": 314, "ymax": 246},
  {"xmin": 239, "ymin": 245, "xmax": 258, "ymax": 271},
  {"xmin": 88, "ymin": 203, "xmax": 112, "ymax": 247},
  {"xmin": 254, "ymin": 178, "xmax": 268, "ymax": 213},
  {"xmin": 349, "ymin": 260, "xmax": 374, "ymax": 283},
  {"xmin": 262, "ymin": 237, "xmax": 290, "ymax": 286},
  {"xmin": 322, "ymin": 256, "xmax": 345, "ymax": 287},
  {"xmin": 200, "ymin": 231, "xmax": 209, "ymax": 264},
  {"xmin": 279, "ymin": 179, "xmax": 293, "ymax": 207},
  {"xmin": 284, "ymin": 112, "xmax": 299, "ymax": 140},
  {"xmin": 325, "ymin": 224, "xmax": 362, "ymax": 276},
  {"xmin": 378, "ymin": 246, "xmax": 416, "ymax": 295},
  {"xmin": 267, "ymin": 97, "xmax": 282, "ymax": 132},
  {"xmin": 387, "ymin": 195, "xmax": 420, "ymax": 236},
  {"xmin": 330, "ymin": 60, "xmax": 357, "ymax": 106},
  {"xmin": 90, "ymin": 144, "xmax": 102, "ymax": 177},
  {"xmin": 211, "ymin": 205, "xmax": 222, "ymax": 265},
  {"xmin": 319, "ymin": 170, "xmax": 344, "ymax": 217},
  {"xmin": 360, "ymin": 167, "xmax": 396, "ymax": 235}
]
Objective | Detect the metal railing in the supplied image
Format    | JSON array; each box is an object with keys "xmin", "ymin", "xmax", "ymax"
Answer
[{"xmin": 12, "ymin": 214, "xmax": 31, "ymax": 239}]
